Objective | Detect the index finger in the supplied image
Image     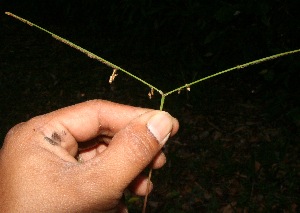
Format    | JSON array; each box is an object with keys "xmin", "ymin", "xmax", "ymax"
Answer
[{"xmin": 34, "ymin": 100, "xmax": 152, "ymax": 142}]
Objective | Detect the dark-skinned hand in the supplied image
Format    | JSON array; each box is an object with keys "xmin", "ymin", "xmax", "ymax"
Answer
[{"xmin": 0, "ymin": 100, "xmax": 179, "ymax": 212}]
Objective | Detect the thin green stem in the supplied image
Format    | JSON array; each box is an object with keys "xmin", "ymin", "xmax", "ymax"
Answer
[
  {"xmin": 159, "ymin": 95, "xmax": 166, "ymax": 111},
  {"xmin": 5, "ymin": 12, "xmax": 162, "ymax": 94},
  {"xmin": 164, "ymin": 49, "xmax": 300, "ymax": 96},
  {"xmin": 6, "ymin": 12, "xmax": 299, "ymax": 101}
]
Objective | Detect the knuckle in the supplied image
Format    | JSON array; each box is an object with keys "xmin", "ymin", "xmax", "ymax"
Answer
[{"xmin": 5, "ymin": 122, "xmax": 25, "ymax": 140}]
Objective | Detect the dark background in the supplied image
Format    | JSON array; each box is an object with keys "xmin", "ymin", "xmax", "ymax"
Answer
[{"xmin": 1, "ymin": 0, "xmax": 299, "ymax": 212}]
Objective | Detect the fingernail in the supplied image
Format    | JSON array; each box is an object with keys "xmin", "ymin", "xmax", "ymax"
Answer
[{"xmin": 147, "ymin": 112, "xmax": 173, "ymax": 145}]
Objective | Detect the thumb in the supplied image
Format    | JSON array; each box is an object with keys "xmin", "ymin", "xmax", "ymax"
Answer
[{"xmin": 83, "ymin": 111, "xmax": 178, "ymax": 192}]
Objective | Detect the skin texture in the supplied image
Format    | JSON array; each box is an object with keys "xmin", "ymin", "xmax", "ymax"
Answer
[{"xmin": 0, "ymin": 100, "xmax": 179, "ymax": 212}]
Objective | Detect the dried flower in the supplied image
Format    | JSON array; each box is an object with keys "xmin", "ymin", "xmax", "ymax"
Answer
[
  {"xmin": 148, "ymin": 88, "xmax": 154, "ymax": 99},
  {"xmin": 109, "ymin": 69, "xmax": 118, "ymax": 84},
  {"xmin": 186, "ymin": 84, "xmax": 191, "ymax": 91}
]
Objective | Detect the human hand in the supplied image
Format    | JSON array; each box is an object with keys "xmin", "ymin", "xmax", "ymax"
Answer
[{"xmin": 0, "ymin": 100, "xmax": 179, "ymax": 212}]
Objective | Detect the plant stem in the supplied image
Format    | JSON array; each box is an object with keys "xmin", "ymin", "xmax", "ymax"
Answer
[
  {"xmin": 164, "ymin": 49, "xmax": 300, "ymax": 96},
  {"xmin": 4, "ymin": 12, "xmax": 162, "ymax": 95},
  {"xmin": 143, "ymin": 168, "xmax": 153, "ymax": 213},
  {"xmin": 6, "ymin": 12, "xmax": 299, "ymax": 102},
  {"xmin": 143, "ymin": 94, "xmax": 166, "ymax": 213}
]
